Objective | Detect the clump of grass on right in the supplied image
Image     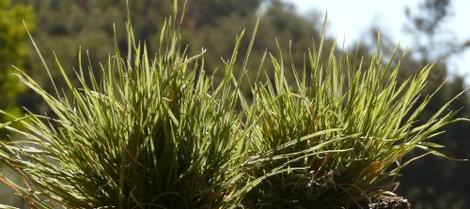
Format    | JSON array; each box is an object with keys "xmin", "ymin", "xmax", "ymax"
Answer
[{"xmin": 241, "ymin": 38, "xmax": 464, "ymax": 208}]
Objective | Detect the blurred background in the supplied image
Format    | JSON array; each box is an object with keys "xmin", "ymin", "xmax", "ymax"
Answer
[{"xmin": 1, "ymin": 0, "xmax": 469, "ymax": 208}]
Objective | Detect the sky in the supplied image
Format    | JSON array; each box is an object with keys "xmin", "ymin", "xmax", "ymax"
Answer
[{"xmin": 284, "ymin": 0, "xmax": 470, "ymax": 80}]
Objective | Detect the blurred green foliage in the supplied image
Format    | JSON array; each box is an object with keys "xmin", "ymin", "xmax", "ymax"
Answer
[
  {"xmin": 0, "ymin": 0, "xmax": 34, "ymax": 206},
  {"xmin": 0, "ymin": 0, "xmax": 34, "ymax": 122},
  {"xmin": 395, "ymin": 1, "xmax": 470, "ymax": 208}
]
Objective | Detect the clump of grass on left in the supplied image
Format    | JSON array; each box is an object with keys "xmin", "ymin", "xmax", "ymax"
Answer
[{"xmin": 0, "ymin": 9, "xmax": 252, "ymax": 209}]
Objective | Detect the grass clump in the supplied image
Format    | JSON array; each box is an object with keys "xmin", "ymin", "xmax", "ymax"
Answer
[
  {"xmin": 242, "ymin": 41, "xmax": 462, "ymax": 208},
  {"xmin": 0, "ymin": 3, "xmax": 464, "ymax": 209},
  {"xmin": 0, "ymin": 14, "xmax": 250, "ymax": 209}
]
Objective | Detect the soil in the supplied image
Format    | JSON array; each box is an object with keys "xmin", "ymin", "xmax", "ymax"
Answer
[{"xmin": 367, "ymin": 195, "xmax": 411, "ymax": 209}]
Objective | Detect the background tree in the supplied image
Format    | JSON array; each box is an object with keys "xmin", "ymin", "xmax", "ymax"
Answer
[
  {"xmin": 361, "ymin": 0, "xmax": 470, "ymax": 208},
  {"xmin": 0, "ymin": 0, "xmax": 34, "ymax": 206},
  {"xmin": 0, "ymin": 0, "xmax": 34, "ymax": 123},
  {"xmin": 14, "ymin": 0, "xmax": 327, "ymax": 111},
  {"xmin": 398, "ymin": 1, "xmax": 470, "ymax": 208}
]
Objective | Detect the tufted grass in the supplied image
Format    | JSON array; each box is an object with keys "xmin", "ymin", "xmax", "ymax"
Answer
[
  {"xmin": 0, "ymin": 2, "xmax": 465, "ymax": 209},
  {"xmin": 241, "ymin": 37, "xmax": 465, "ymax": 208}
]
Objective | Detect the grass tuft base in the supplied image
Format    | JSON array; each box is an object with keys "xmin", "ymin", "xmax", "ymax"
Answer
[{"xmin": 368, "ymin": 195, "xmax": 411, "ymax": 209}]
